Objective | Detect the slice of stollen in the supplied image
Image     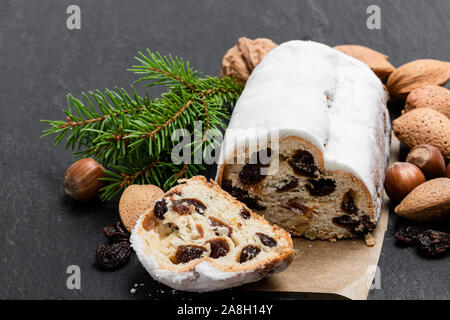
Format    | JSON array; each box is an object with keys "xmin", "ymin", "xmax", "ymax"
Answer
[{"xmin": 131, "ymin": 176, "xmax": 293, "ymax": 292}]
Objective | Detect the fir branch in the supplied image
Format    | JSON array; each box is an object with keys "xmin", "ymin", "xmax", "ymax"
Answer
[{"xmin": 42, "ymin": 50, "xmax": 243, "ymax": 200}]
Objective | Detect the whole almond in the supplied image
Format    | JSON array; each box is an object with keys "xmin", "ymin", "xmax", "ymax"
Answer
[
  {"xmin": 119, "ymin": 184, "xmax": 164, "ymax": 232},
  {"xmin": 393, "ymin": 108, "xmax": 450, "ymax": 159},
  {"xmin": 334, "ymin": 44, "xmax": 395, "ymax": 83},
  {"xmin": 395, "ymin": 178, "xmax": 450, "ymax": 222},
  {"xmin": 386, "ymin": 59, "xmax": 450, "ymax": 100},
  {"xmin": 405, "ymin": 85, "xmax": 450, "ymax": 118}
]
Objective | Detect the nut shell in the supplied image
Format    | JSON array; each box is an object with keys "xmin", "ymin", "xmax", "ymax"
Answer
[
  {"xmin": 221, "ymin": 37, "xmax": 277, "ymax": 84},
  {"xmin": 384, "ymin": 162, "xmax": 426, "ymax": 203},
  {"xmin": 392, "ymin": 108, "xmax": 450, "ymax": 159},
  {"xmin": 63, "ymin": 158, "xmax": 106, "ymax": 201},
  {"xmin": 334, "ymin": 44, "xmax": 395, "ymax": 83},
  {"xmin": 386, "ymin": 59, "xmax": 450, "ymax": 100},
  {"xmin": 395, "ymin": 178, "xmax": 450, "ymax": 222},
  {"xmin": 119, "ymin": 184, "xmax": 164, "ymax": 232},
  {"xmin": 406, "ymin": 144, "xmax": 446, "ymax": 179},
  {"xmin": 405, "ymin": 85, "xmax": 450, "ymax": 118}
]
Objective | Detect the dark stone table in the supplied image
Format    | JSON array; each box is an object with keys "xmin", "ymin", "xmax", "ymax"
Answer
[{"xmin": 0, "ymin": 0, "xmax": 448, "ymax": 300}]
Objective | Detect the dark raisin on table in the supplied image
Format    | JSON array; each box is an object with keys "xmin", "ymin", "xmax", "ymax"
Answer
[
  {"xmin": 94, "ymin": 241, "xmax": 131, "ymax": 269},
  {"xmin": 256, "ymin": 233, "xmax": 277, "ymax": 247},
  {"xmin": 305, "ymin": 178, "xmax": 336, "ymax": 196},
  {"xmin": 209, "ymin": 239, "xmax": 230, "ymax": 259},
  {"xmin": 154, "ymin": 199, "xmax": 168, "ymax": 219},
  {"xmin": 395, "ymin": 223, "xmax": 425, "ymax": 245},
  {"xmin": 239, "ymin": 245, "xmax": 261, "ymax": 263},
  {"xmin": 417, "ymin": 230, "xmax": 450, "ymax": 257},
  {"xmin": 103, "ymin": 221, "xmax": 130, "ymax": 242},
  {"xmin": 175, "ymin": 245, "xmax": 206, "ymax": 264},
  {"xmin": 287, "ymin": 149, "xmax": 318, "ymax": 178}
]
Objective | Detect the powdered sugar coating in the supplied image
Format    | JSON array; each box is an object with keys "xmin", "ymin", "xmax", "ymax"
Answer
[{"xmin": 217, "ymin": 40, "xmax": 390, "ymax": 219}]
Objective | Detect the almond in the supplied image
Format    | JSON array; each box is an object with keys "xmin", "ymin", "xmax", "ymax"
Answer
[
  {"xmin": 393, "ymin": 108, "xmax": 450, "ymax": 159},
  {"xmin": 404, "ymin": 85, "xmax": 450, "ymax": 118},
  {"xmin": 386, "ymin": 59, "xmax": 450, "ymax": 100},
  {"xmin": 119, "ymin": 184, "xmax": 164, "ymax": 232},
  {"xmin": 334, "ymin": 44, "xmax": 395, "ymax": 83},
  {"xmin": 395, "ymin": 178, "xmax": 450, "ymax": 222}
]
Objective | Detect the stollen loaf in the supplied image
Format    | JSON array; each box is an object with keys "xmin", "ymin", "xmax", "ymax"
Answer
[{"xmin": 216, "ymin": 40, "xmax": 390, "ymax": 241}]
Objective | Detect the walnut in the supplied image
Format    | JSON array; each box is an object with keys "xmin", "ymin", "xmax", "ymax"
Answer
[{"xmin": 220, "ymin": 37, "xmax": 277, "ymax": 84}]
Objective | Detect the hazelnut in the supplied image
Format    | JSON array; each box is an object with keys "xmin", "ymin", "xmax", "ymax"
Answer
[
  {"xmin": 63, "ymin": 158, "xmax": 106, "ymax": 201},
  {"xmin": 406, "ymin": 144, "xmax": 446, "ymax": 179},
  {"xmin": 221, "ymin": 37, "xmax": 277, "ymax": 84},
  {"xmin": 384, "ymin": 162, "xmax": 426, "ymax": 203}
]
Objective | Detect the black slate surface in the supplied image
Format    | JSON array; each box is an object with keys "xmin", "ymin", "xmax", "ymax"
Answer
[{"xmin": 0, "ymin": 0, "xmax": 449, "ymax": 300}]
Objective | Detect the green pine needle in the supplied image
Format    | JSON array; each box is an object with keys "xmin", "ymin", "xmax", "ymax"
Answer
[{"xmin": 42, "ymin": 50, "xmax": 242, "ymax": 200}]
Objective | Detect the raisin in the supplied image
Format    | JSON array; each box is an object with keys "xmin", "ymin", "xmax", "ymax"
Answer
[
  {"xmin": 142, "ymin": 214, "xmax": 155, "ymax": 231},
  {"xmin": 103, "ymin": 221, "xmax": 130, "ymax": 242},
  {"xmin": 288, "ymin": 150, "xmax": 318, "ymax": 178},
  {"xmin": 238, "ymin": 148, "xmax": 272, "ymax": 185},
  {"xmin": 209, "ymin": 217, "xmax": 232, "ymax": 237},
  {"xmin": 341, "ymin": 192, "xmax": 358, "ymax": 215},
  {"xmin": 171, "ymin": 201, "xmax": 193, "ymax": 214},
  {"xmin": 195, "ymin": 224, "xmax": 204, "ymax": 238},
  {"xmin": 395, "ymin": 223, "xmax": 425, "ymax": 245},
  {"xmin": 276, "ymin": 176, "xmax": 299, "ymax": 192},
  {"xmin": 240, "ymin": 208, "xmax": 251, "ymax": 220},
  {"xmin": 332, "ymin": 215, "xmax": 360, "ymax": 228},
  {"xmin": 360, "ymin": 215, "xmax": 376, "ymax": 233},
  {"xmin": 239, "ymin": 245, "xmax": 261, "ymax": 263},
  {"xmin": 95, "ymin": 241, "xmax": 131, "ymax": 269},
  {"xmin": 209, "ymin": 239, "xmax": 230, "ymax": 259},
  {"xmin": 221, "ymin": 180, "xmax": 266, "ymax": 211},
  {"xmin": 175, "ymin": 245, "xmax": 206, "ymax": 264},
  {"xmin": 256, "ymin": 233, "xmax": 277, "ymax": 247},
  {"xmin": 171, "ymin": 198, "xmax": 207, "ymax": 215},
  {"xmin": 417, "ymin": 230, "xmax": 450, "ymax": 257},
  {"xmin": 282, "ymin": 198, "xmax": 314, "ymax": 218},
  {"xmin": 239, "ymin": 164, "xmax": 266, "ymax": 185},
  {"xmin": 305, "ymin": 179, "xmax": 336, "ymax": 196},
  {"xmin": 154, "ymin": 199, "xmax": 168, "ymax": 220}
]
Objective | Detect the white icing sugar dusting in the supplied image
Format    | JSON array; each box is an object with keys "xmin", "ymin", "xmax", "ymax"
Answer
[{"xmin": 218, "ymin": 40, "xmax": 390, "ymax": 217}]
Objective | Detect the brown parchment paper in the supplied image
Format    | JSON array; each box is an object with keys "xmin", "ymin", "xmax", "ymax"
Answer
[{"xmin": 243, "ymin": 135, "xmax": 399, "ymax": 300}]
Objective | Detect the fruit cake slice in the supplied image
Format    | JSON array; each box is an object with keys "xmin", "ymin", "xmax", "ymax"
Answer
[
  {"xmin": 216, "ymin": 40, "xmax": 391, "ymax": 243},
  {"xmin": 130, "ymin": 176, "xmax": 293, "ymax": 292}
]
